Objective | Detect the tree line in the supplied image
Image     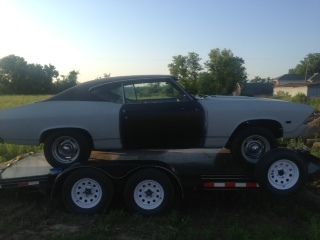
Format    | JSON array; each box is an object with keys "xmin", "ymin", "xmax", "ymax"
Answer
[
  {"xmin": 168, "ymin": 49, "xmax": 247, "ymax": 95},
  {"xmin": 0, "ymin": 55, "xmax": 78, "ymax": 94},
  {"xmin": 169, "ymin": 50, "xmax": 320, "ymax": 95},
  {"xmin": 0, "ymin": 51, "xmax": 319, "ymax": 95}
]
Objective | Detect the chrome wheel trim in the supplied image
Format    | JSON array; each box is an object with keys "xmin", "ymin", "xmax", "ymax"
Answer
[
  {"xmin": 241, "ymin": 135, "xmax": 270, "ymax": 163},
  {"xmin": 52, "ymin": 136, "xmax": 80, "ymax": 164}
]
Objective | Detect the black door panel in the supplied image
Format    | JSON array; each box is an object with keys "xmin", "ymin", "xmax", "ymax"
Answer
[{"xmin": 120, "ymin": 101, "xmax": 205, "ymax": 149}]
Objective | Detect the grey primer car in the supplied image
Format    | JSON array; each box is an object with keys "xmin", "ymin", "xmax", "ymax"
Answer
[{"xmin": 0, "ymin": 75, "xmax": 315, "ymax": 167}]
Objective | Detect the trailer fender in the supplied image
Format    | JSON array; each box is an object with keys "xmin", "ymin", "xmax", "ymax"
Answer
[
  {"xmin": 50, "ymin": 165, "xmax": 115, "ymax": 199},
  {"xmin": 50, "ymin": 165, "xmax": 184, "ymax": 200},
  {"xmin": 123, "ymin": 165, "xmax": 184, "ymax": 200}
]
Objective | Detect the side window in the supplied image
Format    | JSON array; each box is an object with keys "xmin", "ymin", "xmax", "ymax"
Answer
[
  {"xmin": 90, "ymin": 83, "xmax": 123, "ymax": 103},
  {"xmin": 123, "ymin": 84, "xmax": 137, "ymax": 102},
  {"xmin": 124, "ymin": 80, "xmax": 186, "ymax": 103}
]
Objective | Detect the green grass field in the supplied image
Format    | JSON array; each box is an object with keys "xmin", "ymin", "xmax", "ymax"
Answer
[
  {"xmin": 0, "ymin": 95, "xmax": 50, "ymax": 162},
  {"xmin": 0, "ymin": 95, "xmax": 51, "ymax": 110},
  {"xmin": 1, "ymin": 95, "xmax": 320, "ymax": 240}
]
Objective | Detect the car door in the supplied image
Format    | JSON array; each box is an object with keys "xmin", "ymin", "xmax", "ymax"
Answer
[{"xmin": 120, "ymin": 78, "xmax": 205, "ymax": 149}]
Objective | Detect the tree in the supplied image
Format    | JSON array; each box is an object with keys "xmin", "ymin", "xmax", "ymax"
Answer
[
  {"xmin": 289, "ymin": 53, "xmax": 320, "ymax": 78},
  {"xmin": 197, "ymin": 72, "xmax": 218, "ymax": 95},
  {"xmin": 95, "ymin": 73, "xmax": 111, "ymax": 80},
  {"xmin": 53, "ymin": 70, "xmax": 79, "ymax": 93},
  {"xmin": 168, "ymin": 52, "xmax": 202, "ymax": 94},
  {"xmin": 0, "ymin": 55, "xmax": 58, "ymax": 94},
  {"xmin": 198, "ymin": 49, "xmax": 247, "ymax": 95},
  {"xmin": 0, "ymin": 55, "xmax": 28, "ymax": 93},
  {"xmin": 250, "ymin": 76, "xmax": 272, "ymax": 83}
]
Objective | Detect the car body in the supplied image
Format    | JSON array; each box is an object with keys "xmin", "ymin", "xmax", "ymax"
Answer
[{"xmin": 0, "ymin": 75, "xmax": 315, "ymax": 167}]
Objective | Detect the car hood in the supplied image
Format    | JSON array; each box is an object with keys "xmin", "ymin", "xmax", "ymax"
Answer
[
  {"xmin": 199, "ymin": 95, "xmax": 312, "ymax": 108},
  {"xmin": 198, "ymin": 95, "xmax": 314, "ymax": 132},
  {"xmin": 198, "ymin": 95, "xmax": 288, "ymax": 103}
]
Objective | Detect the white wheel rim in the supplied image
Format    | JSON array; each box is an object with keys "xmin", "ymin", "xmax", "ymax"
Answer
[
  {"xmin": 267, "ymin": 159, "xmax": 300, "ymax": 190},
  {"xmin": 133, "ymin": 180, "xmax": 165, "ymax": 210},
  {"xmin": 71, "ymin": 178, "xmax": 102, "ymax": 209}
]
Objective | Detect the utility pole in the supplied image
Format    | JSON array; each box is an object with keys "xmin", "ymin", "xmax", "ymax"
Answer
[{"xmin": 305, "ymin": 57, "xmax": 309, "ymax": 82}]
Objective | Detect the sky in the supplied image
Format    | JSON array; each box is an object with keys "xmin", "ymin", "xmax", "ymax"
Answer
[{"xmin": 0, "ymin": 0, "xmax": 319, "ymax": 82}]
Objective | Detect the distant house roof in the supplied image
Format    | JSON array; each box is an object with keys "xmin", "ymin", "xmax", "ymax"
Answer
[
  {"xmin": 273, "ymin": 74, "xmax": 304, "ymax": 81},
  {"xmin": 242, "ymin": 83, "xmax": 273, "ymax": 96},
  {"xmin": 273, "ymin": 74, "xmax": 305, "ymax": 86},
  {"xmin": 273, "ymin": 73, "xmax": 320, "ymax": 87},
  {"xmin": 273, "ymin": 82, "xmax": 320, "ymax": 88},
  {"xmin": 308, "ymin": 73, "xmax": 320, "ymax": 82}
]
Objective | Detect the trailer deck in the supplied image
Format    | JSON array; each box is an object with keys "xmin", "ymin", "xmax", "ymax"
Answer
[{"xmin": 0, "ymin": 149, "xmax": 257, "ymax": 190}]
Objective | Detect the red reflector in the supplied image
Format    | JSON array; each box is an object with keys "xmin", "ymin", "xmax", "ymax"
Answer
[
  {"xmin": 203, "ymin": 182, "xmax": 214, "ymax": 188},
  {"xmin": 17, "ymin": 182, "xmax": 29, "ymax": 187},
  {"xmin": 225, "ymin": 182, "xmax": 236, "ymax": 188},
  {"xmin": 247, "ymin": 182, "xmax": 259, "ymax": 188}
]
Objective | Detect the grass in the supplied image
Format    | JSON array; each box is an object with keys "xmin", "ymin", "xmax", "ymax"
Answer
[
  {"xmin": 0, "ymin": 95, "xmax": 50, "ymax": 162},
  {"xmin": 1, "ymin": 188, "xmax": 320, "ymax": 240},
  {"xmin": 0, "ymin": 95, "xmax": 51, "ymax": 110}
]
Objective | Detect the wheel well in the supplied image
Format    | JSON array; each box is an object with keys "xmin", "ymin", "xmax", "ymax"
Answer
[
  {"xmin": 40, "ymin": 128, "xmax": 93, "ymax": 147},
  {"xmin": 225, "ymin": 119, "xmax": 283, "ymax": 148}
]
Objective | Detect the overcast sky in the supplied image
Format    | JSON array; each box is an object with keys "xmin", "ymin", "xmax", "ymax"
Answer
[{"xmin": 0, "ymin": 0, "xmax": 319, "ymax": 82}]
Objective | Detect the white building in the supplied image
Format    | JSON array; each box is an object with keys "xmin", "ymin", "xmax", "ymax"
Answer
[{"xmin": 273, "ymin": 73, "xmax": 320, "ymax": 98}]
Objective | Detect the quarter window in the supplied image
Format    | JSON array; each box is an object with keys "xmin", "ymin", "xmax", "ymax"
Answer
[{"xmin": 91, "ymin": 82, "xmax": 124, "ymax": 103}]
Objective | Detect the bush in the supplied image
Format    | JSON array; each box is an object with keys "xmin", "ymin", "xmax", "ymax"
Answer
[{"xmin": 292, "ymin": 93, "xmax": 309, "ymax": 104}]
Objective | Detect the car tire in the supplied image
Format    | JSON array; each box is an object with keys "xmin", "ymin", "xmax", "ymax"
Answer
[
  {"xmin": 123, "ymin": 169, "xmax": 175, "ymax": 216},
  {"xmin": 255, "ymin": 148, "xmax": 306, "ymax": 196},
  {"xmin": 62, "ymin": 169, "xmax": 114, "ymax": 214},
  {"xmin": 231, "ymin": 127, "xmax": 276, "ymax": 165},
  {"xmin": 44, "ymin": 130, "xmax": 91, "ymax": 168}
]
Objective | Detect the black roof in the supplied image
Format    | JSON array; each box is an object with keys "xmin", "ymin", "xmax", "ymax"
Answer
[
  {"xmin": 241, "ymin": 82, "xmax": 273, "ymax": 96},
  {"xmin": 273, "ymin": 74, "xmax": 304, "ymax": 81},
  {"xmin": 48, "ymin": 75, "xmax": 173, "ymax": 101}
]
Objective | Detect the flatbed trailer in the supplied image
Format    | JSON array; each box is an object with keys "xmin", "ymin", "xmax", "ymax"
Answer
[{"xmin": 1, "ymin": 148, "xmax": 320, "ymax": 215}]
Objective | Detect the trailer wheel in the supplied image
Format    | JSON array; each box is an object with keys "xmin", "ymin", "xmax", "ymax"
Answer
[
  {"xmin": 255, "ymin": 149, "xmax": 306, "ymax": 195},
  {"xmin": 124, "ymin": 169, "xmax": 175, "ymax": 215},
  {"xmin": 62, "ymin": 169, "xmax": 114, "ymax": 214}
]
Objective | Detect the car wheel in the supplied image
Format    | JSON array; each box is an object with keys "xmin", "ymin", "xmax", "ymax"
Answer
[
  {"xmin": 44, "ymin": 130, "xmax": 91, "ymax": 168},
  {"xmin": 123, "ymin": 169, "xmax": 175, "ymax": 216},
  {"xmin": 231, "ymin": 127, "xmax": 276, "ymax": 164},
  {"xmin": 255, "ymin": 149, "xmax": 306, "ymax": 195},
  {"xmin": 62, "ymin": 169, "xmax": 114, "ymax": 214}
]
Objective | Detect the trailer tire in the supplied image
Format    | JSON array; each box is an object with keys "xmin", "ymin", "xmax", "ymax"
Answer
[
  {"xmin": 62, "ymin": 169, "xmax": 114, "ymax": 214},
  {"xmin": 255, "ymin": 149, "xmax": 306, "ymax": 196},
  {"xmin": 124, "ymin": 169, "xmax": 175, "ymax": 216}
]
